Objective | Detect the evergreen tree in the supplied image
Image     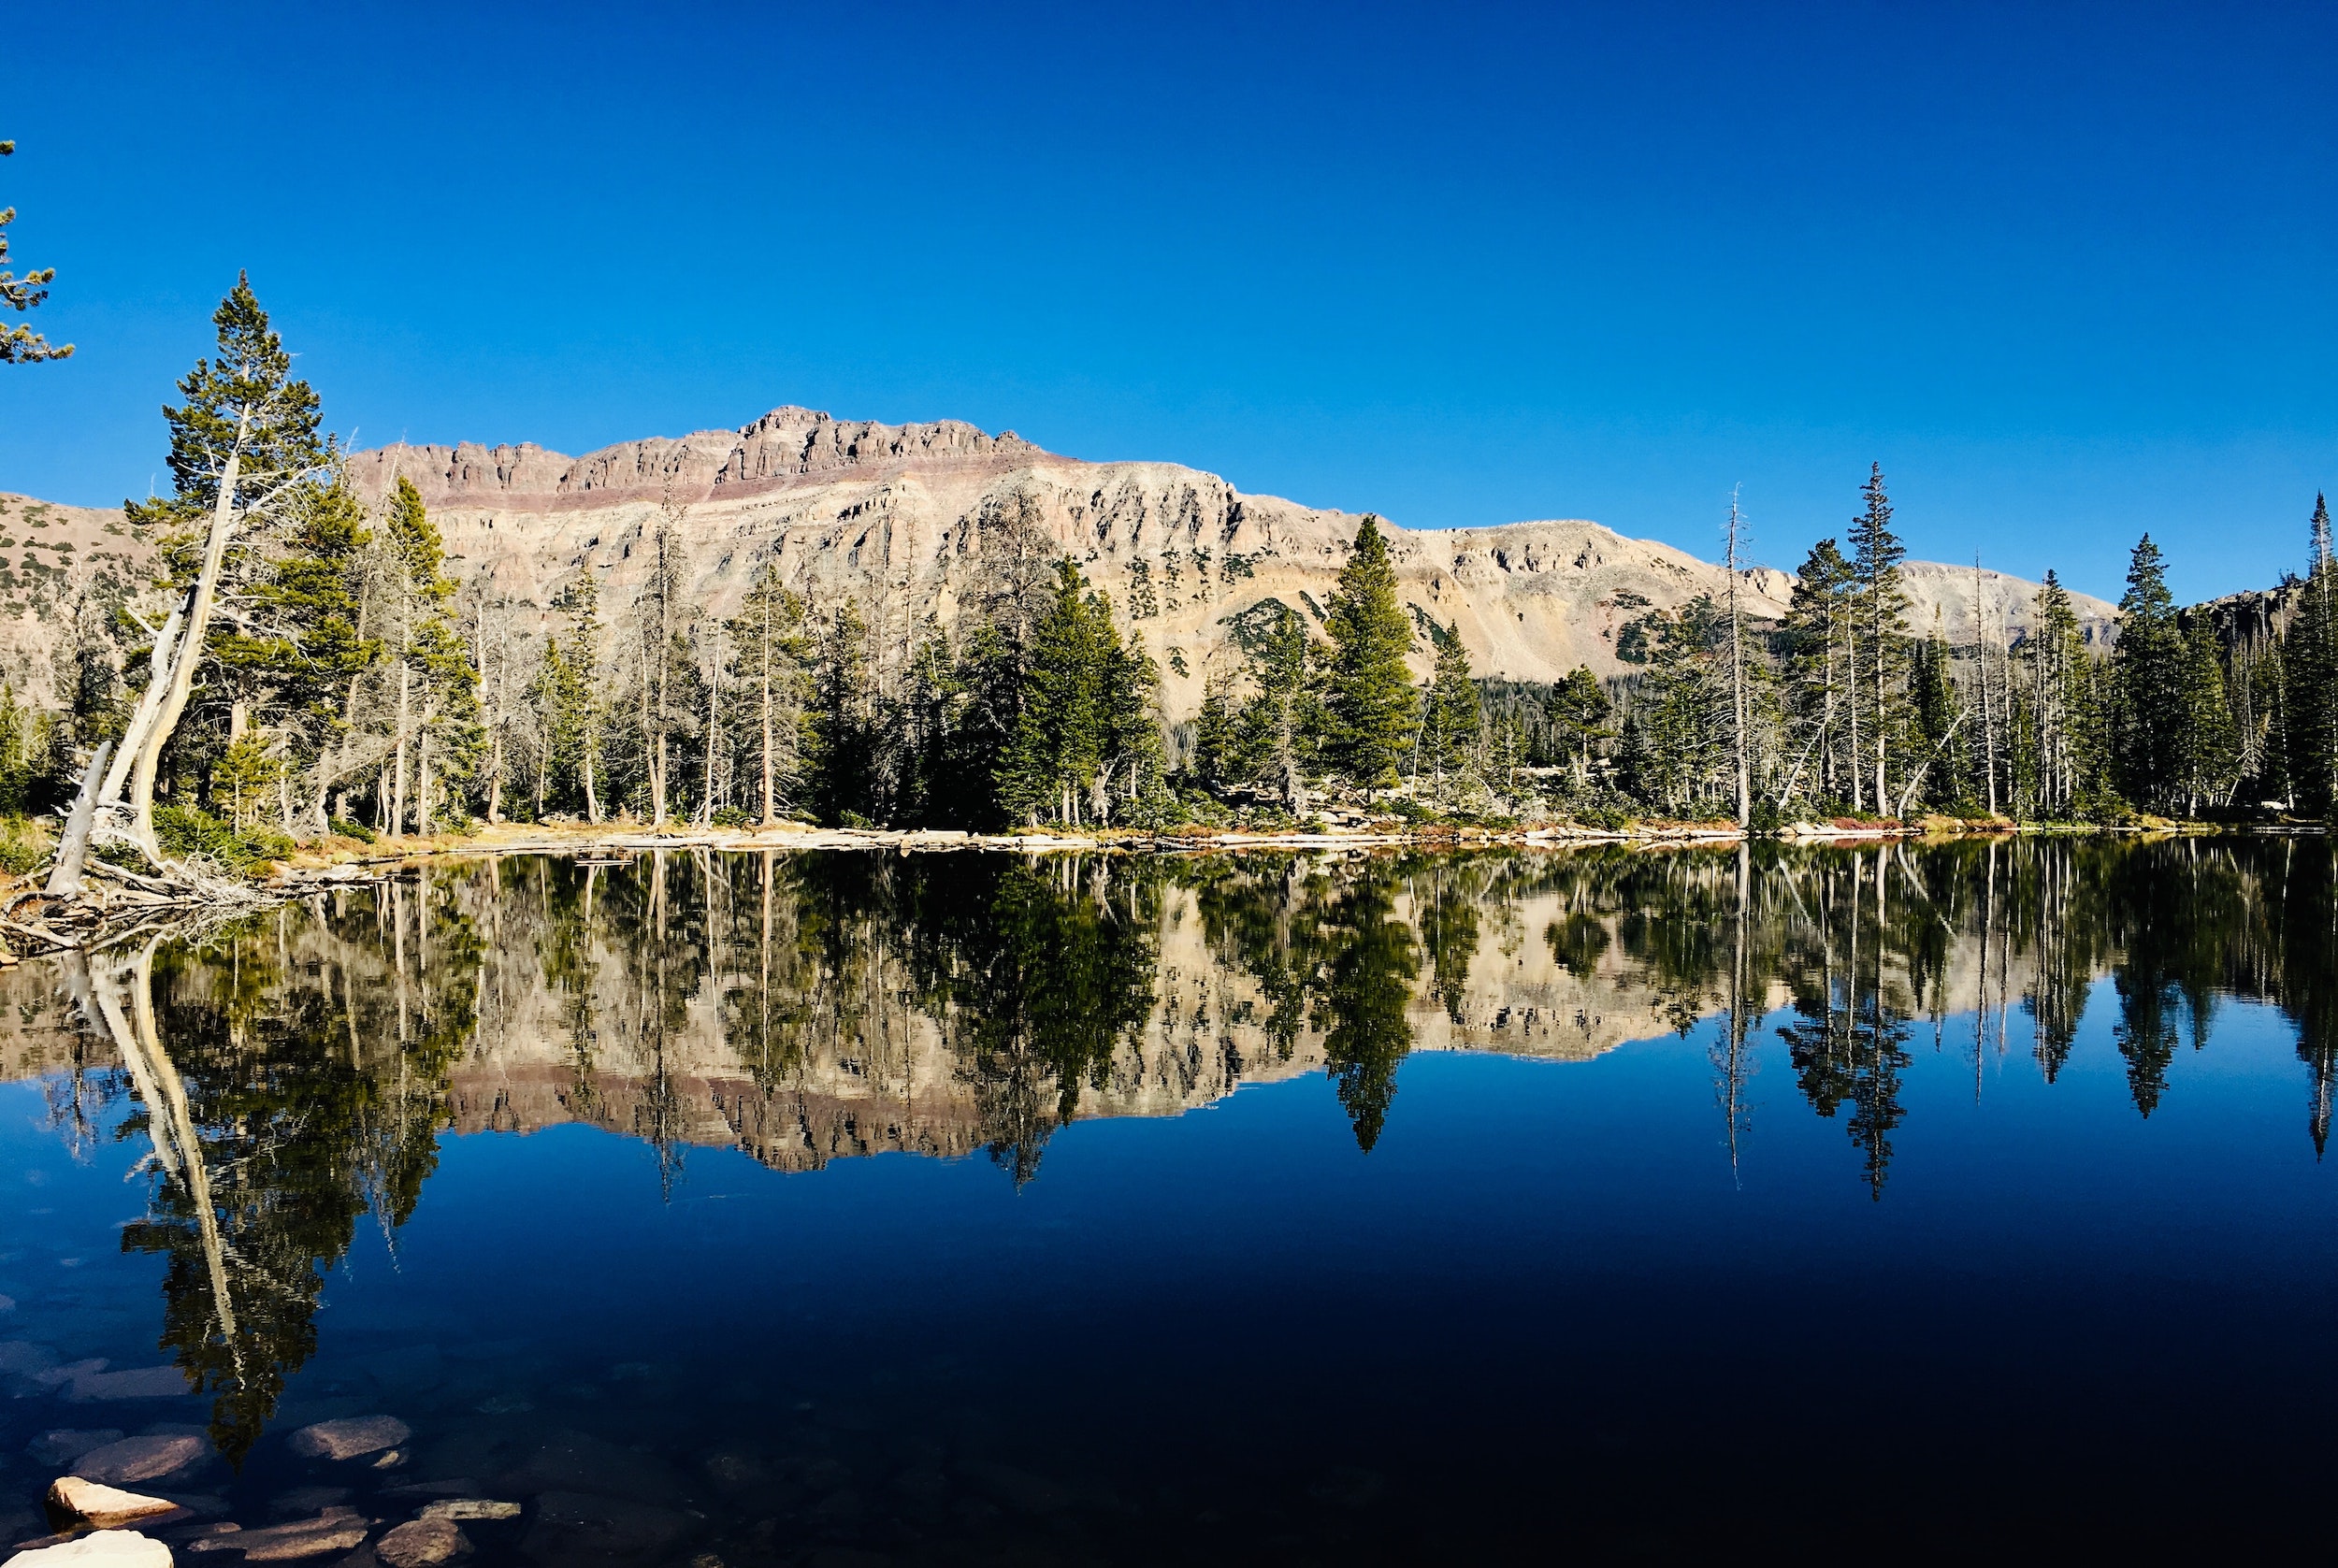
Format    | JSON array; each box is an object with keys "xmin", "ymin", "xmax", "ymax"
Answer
[
  {"xmin": 726, "ymin": 562, "xmax": 809, "ymax": 825},
  {"xmin": 1419, "ymin": 620, "xmax": 1480, "ymax": 796},
  {"xmin": 1781, "ymin": 538, "xmax": 1856, "ymax": 807},
  {"xmin": 1847, "ymin": 465, "xmax": 1911, "ymax": 813},
  {"xmin": 0, "ymin": 137, "xmax": 72, "ymax": 365},
  {"xmin": 377, "ymin": 477, "xmax": 477, "ymax": 834},
  {"xmin": 1909, "ymin": 620, "xmax": 1962, "ymax": 809},
  {"xmin": 807, "ymin": 599, "xmax": 886, "ymax": 827},
  {"xmin": 2110, "ymin": 533, "xmax": 2185, "ymax": 812},
  {"xmin": 1000, "ymin": 561, "xmax": 1116, "ymax": 826},
  {"xmin": 1233, "ymin": 600, "xmax": 1316, "ymax": 813},
  {"xmin": 2285, "ymin": 495, "xmax": 2338, "ymax": 816},
  {"xmin": 2178, "ymin": 620, "xmax": 2240, "ymax": 814},
  {"xmin": 1547, "ymin": 666, "xmax": 1612, "ymax": 789},
  {"xmin": 2026, "ymin": 570, "xmax": 2098, "ymax": 816},
  {"xmin": 1321, "ymin": 515, "xmax": 1416, "ymax": 788},
  {"xmin": 116, "ymin": 275, "xmax": 336, "ymax": 856}
]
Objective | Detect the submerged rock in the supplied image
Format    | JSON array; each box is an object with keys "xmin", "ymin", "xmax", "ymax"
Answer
[
  {"xmin": 3, "ymin": 1531, "xmax": 173, "ymax": 1565},
  {"xmin": 375, "ymin": 1518, "xmax": 471, "ymax": 1568},
  {"xmin": 72, "ymin": 1434, "xmax": 209, "ymax": 1487},
  {"xmin": 185, "ymin": 1507, "xmax": 368, "ymax": 1561},
  {"xmin": 415, "ymin": 1502, "xmax": 518, "ymax": 1522},
  {"xmin": 288, "ymin": 1418, "xmax": 411, "ymax": 1462},
  {"xmin": 44, "ymin": 1476, "xmax": 182, "ymax": 1530},
  {"xmin": 25, "ymin": 1432, "xmax": 124, "ymax": 1468}
]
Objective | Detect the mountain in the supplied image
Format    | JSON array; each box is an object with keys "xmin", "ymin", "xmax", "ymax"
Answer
[
  {"xmin": 342, "ymin": 407, "xmax": 2120, "ymax": 722},
  {"xmin": 0, "ymin": 492, "xmax": 156, "ymax": 707},
  {"xmin": 0, "ymin": 410, "xmax": 2118, "ymax": 717}
]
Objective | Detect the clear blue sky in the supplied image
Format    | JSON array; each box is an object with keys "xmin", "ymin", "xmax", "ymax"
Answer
[{"xmin": 3, "ymin": 0, "xmax": 2331, "ymax": 604}]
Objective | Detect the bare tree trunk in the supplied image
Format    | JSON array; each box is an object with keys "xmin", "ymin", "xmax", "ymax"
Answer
[
  {"xmin": 102, "ymin": 588, "xmax": 191, "ymax": 804},
  {"xmin": 701, "ymin": 631, "xmax": 718, "ymax": 827},
  {"xmin": 1972, "ymin": 556, "xmax": 1998, "ymax": 816},
  {"xmin": 129, "ymin": 414, "xmax": 250, "ymax": 859},
  {"xmin": 391, "ymin": 661, "xmax": 411, "ymax": 837},
  {"xmin": 1726, "ymin": 491, "xmax": 1751, "ymax": 827},
  {"xmin": 45, "ymin": 741, "xmax": 112, "ymax": 898},
  {"xmin": 760, "ymin": 610, "xmax": 775, "ymax": 826},
  {"xmin": 417, "ymin": 715, "xmax": 435, "ymax": 837}
]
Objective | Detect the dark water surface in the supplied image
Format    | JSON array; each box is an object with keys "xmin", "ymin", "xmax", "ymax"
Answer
[{"xmin": 4, "ymin": 840, "xmax": 2337, "ymax": 1563}]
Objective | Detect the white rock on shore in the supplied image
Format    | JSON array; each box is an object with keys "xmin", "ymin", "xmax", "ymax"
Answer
[
  {"xmin": 3, "ymin": 1532, "xmax": 173, "ymax": 1565},
  {"xmin": 44, "ymin": 1477, "xmax": 180, "ymax": 1530}
]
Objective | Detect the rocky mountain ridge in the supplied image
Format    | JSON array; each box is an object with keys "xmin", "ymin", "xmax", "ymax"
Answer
[{"xmin": 344, "ymin": 407, "xmax": 2119, "ymax": 722}]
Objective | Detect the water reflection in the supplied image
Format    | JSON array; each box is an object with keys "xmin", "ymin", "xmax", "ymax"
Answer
[{"xmin": 10, "ymin": 836, "xmax": 2338, "ymax": 1460}]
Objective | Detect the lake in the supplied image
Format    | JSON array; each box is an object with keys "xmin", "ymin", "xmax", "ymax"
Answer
[{"xmin": 3, "ymin": 839, "xmax": 2335, "ymax": 1563}]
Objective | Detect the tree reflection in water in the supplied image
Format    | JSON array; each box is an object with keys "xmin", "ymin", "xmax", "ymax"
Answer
[{"xmin": 38, "ymin": 835, "xmax": 2338, "ymax": 1460}]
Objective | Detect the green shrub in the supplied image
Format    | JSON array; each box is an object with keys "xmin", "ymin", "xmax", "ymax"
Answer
[
  {"xmin": 711, "ymin": 806, "xmax": 756, "ymax": 827},
  {"xmin": 155, "ymin": 805, "xmax": 293, "ymax": 874},
  {"xmin": 0, "ymin": 813, "xmax": 50, "ymax": 876},
  {"xmin": 328, "ymin": 817, "xmax": 378, "ymax": 843}
]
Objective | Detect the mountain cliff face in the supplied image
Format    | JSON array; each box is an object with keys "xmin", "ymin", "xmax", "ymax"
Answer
[{"xmin": 344, "ymin": 407, "xmax": 2119, "ymax": 721}]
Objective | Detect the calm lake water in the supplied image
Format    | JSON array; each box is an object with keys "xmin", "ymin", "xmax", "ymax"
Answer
[{"xmin": 3, "ymin": 840, "xmax": 2336, "ymax": 1563}]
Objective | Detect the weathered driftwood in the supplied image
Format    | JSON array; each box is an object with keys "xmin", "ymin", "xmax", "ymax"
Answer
[{"xmin": 44, "ymin": 740, "xmax": 113, "ymax": 899}]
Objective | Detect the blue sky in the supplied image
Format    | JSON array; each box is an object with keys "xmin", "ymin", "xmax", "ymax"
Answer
[{"xmin": 3, "ymin": 0, "xmax": 2331, "ymax": 603}]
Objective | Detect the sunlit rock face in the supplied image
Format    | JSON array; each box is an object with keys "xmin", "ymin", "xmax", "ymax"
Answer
[{"xmin": 342, "ymin": 410, "xmax": 2117, "ymax": 722}]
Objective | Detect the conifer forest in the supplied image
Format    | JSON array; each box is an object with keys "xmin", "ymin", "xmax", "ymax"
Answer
[{"xmin": 0, "ymin": 280, "xmax": 2326, "ymax": 873}]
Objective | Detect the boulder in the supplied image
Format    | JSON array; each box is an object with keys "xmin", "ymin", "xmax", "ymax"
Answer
[
  {"xmin": 375, "ymin": 1519, "xmax": 470, "ymax": 1568},
  {"xmin": 43, "ymin": 1476, "xmax": 181, "ymax": 1530},
  {"xmin": 25, "ymin": 1432, "xmax": 123, "ymax": 1468},
  {"xmin": 287, "ymin": 1418, "xmax": 411, "ymax": 1462},
  {"xmin": 415, "ymin": 1503, "xmax": 517, "ymax": 1522},
  {"xmin": 185, "ymin": 1508, "xmax": 368, "ymax": 1561},
  {"xmin": 520, "ymin": 1492, "xmax": 692, "ymax": 1565},
  {"xmin": 2, "ymin": 1531, "xmax": 173, "ymax": 1566},
  {"xmin": 72, "ymin": 1434, "xmax": 208, "ymax": 1486}
]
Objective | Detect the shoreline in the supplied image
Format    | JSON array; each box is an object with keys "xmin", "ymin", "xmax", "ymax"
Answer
[{"xmin": 264, "ymin": 813, "xmax": 2273, "ymax": 887}]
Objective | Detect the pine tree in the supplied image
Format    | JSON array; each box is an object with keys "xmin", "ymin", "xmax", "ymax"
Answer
[
  {"xmin": 378, "ymin": 477, "xmax": 476, "ymax": 834},
  {"xmin": 1321, "ymin": 515, "xmax": 1416, "ymax": 789},
  {"xmin": 1000, "ymin": 562, "xmax": 1114, "ymax": 826},
  {"xmin": 1909, "ymin": 619, "xmax": 1962, "ymax": 808},
  {"xmin": 1420, "ymin": 621, "xmax": 1479, "ymax": 798},
  {"xmin": 2285, "ymin": 495, "xmax": 2338, "ymax": 816},
  {"xmin": 1847, "ymin": 465, "xmax": 1911, "ymax": 813},
  {"xmin": 1232, "ymin": 600, "xmax": 1316, "ymax": 813},
  {"xmin": 727, "ymin": 562, "xmax": 809, "ymax": 825},
  {"xmin": 1781, "ymin": 538, "xmax": 1855, "ymax": 807},
  {"xmin": 113, "ymin": 275, "xmax": 336, "ymax": 857},
  {"xmin": 2178, "ymin": 621, "xmax": 2239, "ymax": 814},
  {"xmin": 807, "ymin": 599, "xmax": 886, "ymax": 826},
  {"xmin": 2110, "ymin": 533, "xmax": 2185, "ymax": 812},
  {"xmin": 1547, "ymin": 666, "xmax": 1611, "ymax": 790},
  {"xmin": 0, "ymin": 137, "xmax": 72, "ymax": 365}
]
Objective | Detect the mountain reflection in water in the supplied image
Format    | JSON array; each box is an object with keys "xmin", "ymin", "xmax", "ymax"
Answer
[{"xmin": 5, "ymin": 837, "xmax": 2338, "ymax": 1560}]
